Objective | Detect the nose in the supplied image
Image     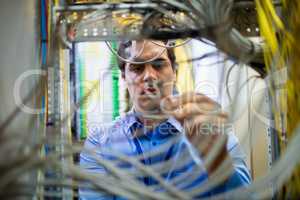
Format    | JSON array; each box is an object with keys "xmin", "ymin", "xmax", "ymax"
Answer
[{"xmin": 143, "ymin": 64, "xmax": 158, "ymax": 82}]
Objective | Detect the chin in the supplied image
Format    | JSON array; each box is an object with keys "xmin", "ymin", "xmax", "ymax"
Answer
[{"xmin": 136, "ymin": 99, "xmax": 161, "ymax": 114}]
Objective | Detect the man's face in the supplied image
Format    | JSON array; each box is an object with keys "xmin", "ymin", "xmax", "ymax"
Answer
[{"xmin": 123, "ymin": 40, "xmax": 176, "ymax": 114}]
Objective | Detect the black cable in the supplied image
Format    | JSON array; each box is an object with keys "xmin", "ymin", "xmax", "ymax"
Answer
[
  {"xmin": 225, "ymin": 62, "xmax": 262, "ymax": 103},
  {"xmin": 225, "ymin": 62, "xmax": 238, "ymax": 103},
  {"xmin": 176, "ymin": 51, "xmax": 219, "ymax": 65}
]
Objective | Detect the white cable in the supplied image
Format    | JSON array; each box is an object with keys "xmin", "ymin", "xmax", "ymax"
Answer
[{"xmin": 105, "ymin": 41, "xmax": 167, "ymax": 65}]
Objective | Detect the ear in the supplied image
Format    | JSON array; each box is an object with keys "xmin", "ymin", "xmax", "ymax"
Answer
[
  {"xmin": 121, "ymin": 71, "xmax": 125, "ymax": 79},
  {"xmin": 121, "ymin": 70, "xmax": 129, "ymax": 89},
  {"xmin": 173, "ymin": 69, "xmax": 177, "ymax": 81}
]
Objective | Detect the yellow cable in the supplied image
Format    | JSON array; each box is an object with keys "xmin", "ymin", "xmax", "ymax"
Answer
[{"xmin": 256, "ymin": 0, "xmax": 300, "ymax": 198}]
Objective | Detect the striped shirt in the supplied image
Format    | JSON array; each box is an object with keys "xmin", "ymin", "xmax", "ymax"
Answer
[{"xmin": 80, "ymin": 111, "xmax": 251, "ymax": 199}]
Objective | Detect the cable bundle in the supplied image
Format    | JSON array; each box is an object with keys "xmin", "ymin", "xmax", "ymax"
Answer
[{"xmin": 255, "ymin": 0, "xmax": 300, "ymax": 198}]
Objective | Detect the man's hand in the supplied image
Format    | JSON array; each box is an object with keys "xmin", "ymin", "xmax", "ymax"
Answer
[{"xmin": 161, "ymin": 93, "xmax": 230, "ymax": 175}]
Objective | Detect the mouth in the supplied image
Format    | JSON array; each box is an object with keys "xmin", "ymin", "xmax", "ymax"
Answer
[{"xmin": 141, "ymin": 87, "xmax": 160, "ymax": 98}]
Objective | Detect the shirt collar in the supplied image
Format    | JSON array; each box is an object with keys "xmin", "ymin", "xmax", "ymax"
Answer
[
  {"xmin": 123, "ymin": 110, "xmax": 142, "ymax": 135},
  {"xmin": 166, "ymin": 116, "xmax": 184, "ymax": 133},
  {"xmin": 123, "ymin": 109, "xmax": 184, "ymax": 136}
]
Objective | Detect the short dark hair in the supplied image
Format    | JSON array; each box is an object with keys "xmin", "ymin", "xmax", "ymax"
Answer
[{"xmin": 117, "ymin": 40, "xmax": 176, "ymax": 73}]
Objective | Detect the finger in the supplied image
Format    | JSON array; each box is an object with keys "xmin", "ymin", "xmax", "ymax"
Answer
[
  {"xmin": 169, "ymin": 102, "xmax": 225, "ymax": 120},
  {"xmin": 178, "ymin": 110, "xmax": 228, "ymax": 126},
  {"xmin": 187, "ymin": 124, "xmax": 227, "ymax": 160},
  {"xmin": 195, "ymin": 134, "xmax": 219, "ymax": 156},
  {"xmin": 187, "ymin": 123, "xmax": 228, "ymax": 157},
  {"xmin": 161, "ymin": 93, "xmax": 218, "ymax": 112},
  {"xmin": 183, "ymin": 114, "xmax": 228, "ymax": 138}
]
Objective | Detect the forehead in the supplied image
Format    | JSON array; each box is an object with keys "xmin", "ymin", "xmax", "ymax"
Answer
[{"xmin": 127, "ymin": 40, "xmax": 169, "ymax": 61}]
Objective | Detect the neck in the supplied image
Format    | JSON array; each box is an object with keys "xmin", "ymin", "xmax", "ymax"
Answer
[
  {"xmin": 134, "ymin": 109, "xmax": 167, "ymax": 131},
  {"xmin": 140, "ymin": 116, "xmax": 163, "ymax": 131}
]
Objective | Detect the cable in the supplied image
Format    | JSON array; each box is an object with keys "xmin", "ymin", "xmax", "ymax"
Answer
[
  {"xmin": 105, "ymin": 41, "xmax": 167, "ymax": 65},
  {"xmin": 225, "ymin": 62, "xmax": 237, "ymax": 103},
  {"xmin": 150, "ymin": 38, "xmax": 192, "ymax": 49}
]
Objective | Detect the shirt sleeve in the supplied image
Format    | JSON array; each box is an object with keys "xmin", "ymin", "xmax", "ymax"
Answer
[
  {"xmin": 79, "ymin": 131, "xmax": 114, "ymax": 200},
  {"xmin": 227, "ymin": 131, "xmax": 252, "ymax": 186}
]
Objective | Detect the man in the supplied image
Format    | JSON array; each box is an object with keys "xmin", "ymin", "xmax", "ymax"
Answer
[{"xmin": 80, "ymin": 40, "xmax": 251, "ymax": 199}]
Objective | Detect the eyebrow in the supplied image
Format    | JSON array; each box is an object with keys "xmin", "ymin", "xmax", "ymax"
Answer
[{"xmin": 131, "ymin": 57, "xmax": 168, "ymax": 64}]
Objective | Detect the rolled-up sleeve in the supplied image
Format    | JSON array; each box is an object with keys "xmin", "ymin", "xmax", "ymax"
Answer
[{"xmin": 227, "ymin": 131, "xmax": 252, "ymax": 185}]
